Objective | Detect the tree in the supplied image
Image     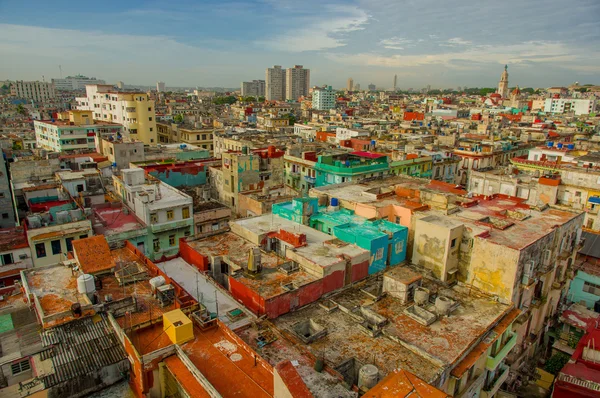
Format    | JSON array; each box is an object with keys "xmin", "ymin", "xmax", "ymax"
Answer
[
  {"xmin": 213, "ymin": 96, "xmax": 237, "ymax": 105},
  {"xmin": 173, "ymin": 114, "xmax": 184, "ymax": 123},
  {"xmin": 16, "ymin": 104, "xmax": 26, "ymax": 115},
  {"xmin": 283, "ymin": 113, "xmax": 296, "ymax": 125},
  {"xmin": 258, "ymin": 96, "xmax": 265, "ymax": 102},
  {"xmin": 544, "ymin": 352, "xmax": 570, "ymax": 375}
]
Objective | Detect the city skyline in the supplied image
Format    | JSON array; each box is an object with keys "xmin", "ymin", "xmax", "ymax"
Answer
[{"xmin": 1, "ymin": 0, "xmax": 599, "ymax": 88}]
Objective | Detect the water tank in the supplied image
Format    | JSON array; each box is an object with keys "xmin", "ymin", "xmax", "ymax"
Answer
[
  {"xmin": 414, "ymin": 287, "xmax": 430, "ymax": 306},
  {"xmin": 330, "ymin": 198, "xmax": 339, "ymax": 207},
  {"xmin": 567, "ymin": 144, "xmax": 575, "ymax": 150},
  {"xmin": 435, "ymin": 296, "xmax": 453, "ymax": 316},
  {"xmin": 149, "ymin": 276, "xmax": 166, "ymax": 292},
  {"xmin": 370, "ymin": 140, "xmax": 376, "ymax": 146},
  {"xmin": 547, "ymin": 141, "xmax": 554, "ymax": 148},
  {"xmin": 77, "ymin": 274, "xmax": 96, "ymax": 295},
  {"xmin": 69, "ymin": 209, "xmax": 83, "ymax": 221},
  {"xmin": 358, "ymin": 364, "xmax": 379, "ymax": 390},
  {"xmin": 557, "ymin": 143, "xmax": 563, "ymax": 149}
]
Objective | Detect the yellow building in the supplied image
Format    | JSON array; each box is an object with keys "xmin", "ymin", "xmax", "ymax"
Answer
[{"xmin": 76, "ymin": 84, "xmax": 157, "ymax": 145}]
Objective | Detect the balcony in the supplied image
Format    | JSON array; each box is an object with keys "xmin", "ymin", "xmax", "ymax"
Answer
[
  {"xmin": 150, "ymin": 218, "xmax": 193, "ymax": 234},
  {"xmin": 481, "ymin": 364, "xmax": 510, "ymax": 398},
  {"xmin": 457, "ymin": 370, "xmax": 486, "ymax": 398},
  {"xmin": 486, "ymin": 332, "xmax": 517, "ymax": 371},
  {"xmin": 304, "ymin": 175, "xmax": 316, "ymax": 184}
]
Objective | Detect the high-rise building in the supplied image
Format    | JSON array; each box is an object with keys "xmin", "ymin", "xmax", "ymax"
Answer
[
  {"xmin": 354, "ymin": 83, "xmax": 360, "ymax": 91},
  {"xmin": 156, "ymin": 81, "xmax": 165, "ymax": 92},
  {"xmin": 285, "ymin": 65, "xmax": 310, "ymax": 101},
  {"xmin": 266, "ymin": 66, "xmax": 286, "ymax": 101},
  {"xmin": 241, "ymin": 80, "xmax": 265, "ymax": 97},
  {"xmin": 116, "ymin": 81, "xmax": 125, "ymax": 89},
  {"xmin": 347, "ymin": 77, "xmax": 354, "ymax": 91},
  {"xmin": 52, "ymin": 75, "xmax": 106, "ymax": 91},
  {"xmin": 312, "ymin": 86, "xmax": 336, "ymax": 110},
  {"xmin": 497, "ymin": 65, "xmax": 509, "ymax": 98},
  {"xmin": 393, "ymin": 74, "xmax": 397, "ymax": 91},
  {"xmin": 76, "ymin": 84, "xmax": 157, "ymax": 145},
  {"xmin": 11, "ymin": 80, "xmax": 56, "ymax": 102},
  {"xmin": 368, "ymin": 83, "xmax": 376, "ymax": 91}
]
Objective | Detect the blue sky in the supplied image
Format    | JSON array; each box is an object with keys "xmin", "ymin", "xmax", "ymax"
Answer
[{"xmin": 1, "ymin": 0, "xmax": 599, "ymax": 89}]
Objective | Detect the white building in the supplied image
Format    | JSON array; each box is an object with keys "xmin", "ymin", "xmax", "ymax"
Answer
[
  {"xmin": 241, "ymin": 80, "xmax": 265, "ymax": 97},
  {"xmin": 11, "ymin": 81, "xmax": 56, "ymax": 102},
  {"xmin": 312, "ymin": 86, "xmax": 336, "ymax": 111},
  {"xmin": 266, "ymin": 66, "xmax": 286, "ymax": 101},
  {"xmin": 347, "ymin": 77, "xmax": 354, "ymax": 91},
  {"xmin": 544, "ymin": 98, "xmax": 596, "ymax": 115},
  {"xmin": 156, "ymin": 81, "xmax": 166, "ymax": 92},
  {"xmin": 335, "ymin": 127, "xmax": 369, "ymax": 143},
  {"xmin": 293, "ymin": 124, "xmax": 317, "ymax": 140},
  {"xmin": 286, "ymin": 65, "xmax": 310, "ymax": 101},
  {"xmin": 52, "ymin": 75, "xmax": 106, "ymax": 91},
  {"xmin": 76, "ymin": 84, "xmax": 157, "ymax": 145}
]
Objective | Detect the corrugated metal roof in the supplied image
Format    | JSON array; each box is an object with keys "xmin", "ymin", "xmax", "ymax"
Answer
[{"xmin": 40, "ymin": 313, "xmax": 127, "ymax": 388}]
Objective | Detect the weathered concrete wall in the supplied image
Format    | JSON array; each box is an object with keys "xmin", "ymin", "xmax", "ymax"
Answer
[{"xmin": 469, "ymin": 239, "xmax": 520, "ymax": 303}]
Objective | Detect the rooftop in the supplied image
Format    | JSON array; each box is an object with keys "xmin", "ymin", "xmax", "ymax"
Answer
[
  {"xmin": 72, "ymin": 235, "xmax": 115, "ymax": 274},
  {"xmin": 363, "ymin": 369, "xmax": 450, "ymax": 398},
  {"xmin": 92, "ymin": 205, "xmax": 146, "ymax": 237},
  {"xmin": 0, "ymin": 227, "xmax": 28, "ymax": 252}
]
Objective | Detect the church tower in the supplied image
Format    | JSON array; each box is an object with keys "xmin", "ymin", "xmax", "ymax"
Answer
[{"xmin": 497, "ymin": 65, "xmax": 509, "ymax": 98}]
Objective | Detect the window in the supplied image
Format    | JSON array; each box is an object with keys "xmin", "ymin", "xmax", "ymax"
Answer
[
  {"xmin": 79, "ymin": 234, "xmax": 87, "ymax": 239},
  {"xmin": 51, "ymin": 240, "xmax": 62, "ymax": 255},
  {"xmin": 0, "ymin": 193, "xmax": 4, "ymax": 198},
  {"xmin": 451, "ymin": 238, "xmax": 457, "ymax": 248},
  {"xmin": 11, "ymin": 359, "xmax": 31, "ymax": 375},
  {"xmin": 149, "ymin": 128, "xmax": 153, "ymax": 132},
  {"xmin": 35, "ymin": 243, "xmax": 46, "ymax": 258},
  {"xmin": 182, "ymin": 207, "xmax": 190, "ymax": 219},
  {"xmin": 376, "ymin": 248, "xmax": 384, "ymax": 260},
  {"xmin": 395, "ymin": 240, "xmax": 404, "ymax": 253},
  {"xmin": 148, "ymin": 107, "xmax": 151, "ymax": 111},
  {"xmin": 583, "ymin": 281, "xmax": 600, "ymax": 296},
  {"xmin": 1, "ymin": 253, "xmax": 13, "ymax": 265},
  {"xmin": 66, "ymin": 237, "xmax": 73, "ymax": 252},
  {"xmin": 2, "ymin": 213, "xmax": 8, "ymax": 219},
  {"xmin": 149, "ymin": 117, "xmax": 152, "ymax": 121},
  {"xmin": 166, "ymin": 210, "xmax": 174, "ymax": 220},
  {"xmin": 169, "ymin": 235, "xmax": 176, "ymax": 246},
  {"xmin": 153, "ymin": 239, "xmax": 160, "ymax": 252},
  {"xmin": 184, "ymin": 229, "xmax": 191, "ymax": 237},
  {"xmin": 150, "ymin": 213, "xmax": 158, "ymax": 223}
]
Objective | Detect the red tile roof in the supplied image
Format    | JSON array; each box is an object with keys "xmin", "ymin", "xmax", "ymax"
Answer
[{"xmin": 364, "ymin": 369, "xmax": 450, "ymax": 397}]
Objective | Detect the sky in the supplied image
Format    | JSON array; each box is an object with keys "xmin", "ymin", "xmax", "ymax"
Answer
[{"xmin": 1, "ymin": 0, "xmax": 599, "ymax": 89}]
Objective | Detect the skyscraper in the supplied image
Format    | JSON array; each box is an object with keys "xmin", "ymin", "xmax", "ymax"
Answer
[
  {"xmin": 156, "ymin": 81, "xmax": 165, "ymax": 92},
  {"xmin": 497, "ymin": 65, "xmax": 509, "ymax": 98},
  {"xmin": 241, "ymin": 80, "xmax": 265, "ymax": 97},
  {"xmin": 368, "ymin": 83, "xmax": 376, "ymax": 91},
  {"xmin": 393, "ymin": 74, "xmax": 397, "ymax": 91},
  {"xmin": 347, "ymin": 77, "xmax": 354, "ymax": 91},
  {"xmin": 312, "ymin": 86, "xmax": 336, "ymax": 110},
  {"xmin": 285, "ymin": 65, "xmax": 310, "ymax": 101},
  {"xmin": 266, "ymin": 66, "xmax": 286, "ymax": 101}
]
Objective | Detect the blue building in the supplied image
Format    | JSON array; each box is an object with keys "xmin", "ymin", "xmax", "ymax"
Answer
[{"xmin": 568, "ymin": 231, "xmax": 600, "ymax": 309}]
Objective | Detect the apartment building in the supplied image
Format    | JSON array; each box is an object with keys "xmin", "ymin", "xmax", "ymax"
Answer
[
  {"xmin": 51, "ymin": 75, "xmax": 105, "ymax": 91},
  {"xmin": 112, "ymin": 168, "xmax": 193, "ymax": 260},
  {"xmin": 76, "ymin": 84, "xmax": 157, "ymax": 145},
  {"xmin": 156, "ymin": 122, "xmax": 215, "ymax": 153},
  {"xmin": 312, "ymin": 85, "xmax": 336, "ymax": 110},
  {"xmin": 34, "ymin": 110, "xmax": 123, "ymax": 153},
  {"xmin": 266, "ymin": 65, "xmax": 286, "ymax": 101},
  {"xmin": 241, "ymin": 80, "xmax": 265, "ymax": 97},
  {"xmin": 544, "ymin": 98, "xmax": 596, "ymax": 116},
  {"xmin": 10, "ymin": 80, "xmax": 56, "ymax": 102},
  {"xmin": 100, "ymin": 138, "xmax": 145, "ymax": 169},
  {"xmin": 286, "ymin": 65, "xmax": 310, "ymax": 101}
]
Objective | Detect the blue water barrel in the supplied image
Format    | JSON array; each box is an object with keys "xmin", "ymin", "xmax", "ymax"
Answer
[
  {"xmin": 547, "ymin": 141, "xmax": 554, "ymax": 147},
  {"xmin": 331, "ymin": 198, "xmax": 339, "ymax": 207},
  {"xmin": 557, "ymin": 143, "xmax": 563, "ymax": 149},
  {"xmin": 567, "ymin": 144, "xmax": 575, "ymax": 150}
]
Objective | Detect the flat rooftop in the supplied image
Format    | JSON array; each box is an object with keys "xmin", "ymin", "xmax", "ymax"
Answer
[
  {"xmin": 157, "ymin": 257, "xmax": 254, "ymax": 329},
  {"xmin": 269, "ymin": 269, "xmax": 512, "ymax": 385},
  {"xmin": 93, "ymin": 206, "xmax": 146, "ymax": 236}
]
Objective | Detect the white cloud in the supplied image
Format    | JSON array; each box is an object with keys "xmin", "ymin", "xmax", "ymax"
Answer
[
  {"xmin": 379, "ymin": 37, "xmax": 414, "ymax": 50},
  {"xmin": 255, "ymin": 6, "xmax": 370, "ymax": 52},
  {"xmin": 440, "ymin": 37, "xmax": 472, "ymax": 47},
  {"xmin": 326, "ymin": 41, "xmax": 600, "ymax": 72}
]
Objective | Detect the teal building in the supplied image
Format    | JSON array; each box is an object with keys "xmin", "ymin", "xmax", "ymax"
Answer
[{"xmin": 314, "ymin": 152, "xmax": 389, "ymax": 187}]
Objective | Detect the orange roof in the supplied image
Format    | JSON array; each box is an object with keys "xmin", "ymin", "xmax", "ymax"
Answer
[
  {"xmin": 73, "ymin": 235, "xmax": 115, "ymax": 274},
  {"xmin": 364, "ymin": 369, "xmax": 449, "ymax": 398},
  {"xmin": 275, "ymin": 361, "xmax": 312, "ymax": 398},
  {"xmin": 29, "ymin": 226, "xmax": 90, "ymax": 242},
  {"xmin": 164, "ymin": 356, "xmax": 211, "ymax": 398}
]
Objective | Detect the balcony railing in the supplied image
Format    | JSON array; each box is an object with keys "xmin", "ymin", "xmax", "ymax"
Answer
[
  {"xmin": 486, "ymin": 332, "xmax": 517, "ymax": 371},
  {"xmin": 150, "ymin": 218, "xmax": 193, "ymax": 234},
  {"xmin": 457, "ymin": 370, "xmax": 486, "ymax": 398},
  {"xmin": 481, "ymin": 364, "xmax": 510, "ymax": 398},
  {"xmin": 304, "ymin": 175, "xmax": 316, "ymax": 184}
]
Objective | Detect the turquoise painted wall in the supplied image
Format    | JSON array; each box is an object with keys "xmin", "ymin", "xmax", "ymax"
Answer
[
  {"xmin": 568, "ymin": 270, "xmax": 600, "ymax": 309},
  {"xmin": 149, "ymin": 170, "xmax": 207, "ymax": 188}
]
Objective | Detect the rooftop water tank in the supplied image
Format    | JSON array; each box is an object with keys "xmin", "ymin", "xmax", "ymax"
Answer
[
  {"xmin": 358, "ymin": 364, "xmax": 379, "ymax": 390},
  {"xmin": 77, "ymin": 274, "xmax": 96, "ymax": 295},
  {"xmin": 547, "ymin": 141, "xmax": 554, "ymax": 147},
  {"xmin": 149, "ymin": 276, "xmax": 166, "ymax": 292},
  {"xmin": 330, "ymin": 197, "xmax": 339, "ymax": 207},
  {"xmin": 557, "ymin": 143, "xmax": 563, "ymax": 149},
  {"xmin": 567, "ymin": 144, "xmax": 575, "ymax": 150}
]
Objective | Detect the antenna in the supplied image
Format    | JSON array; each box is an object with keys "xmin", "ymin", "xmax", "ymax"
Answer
[{"xmin": 59, "ymin": 65, "xmax": 63, "ymax": 78}]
